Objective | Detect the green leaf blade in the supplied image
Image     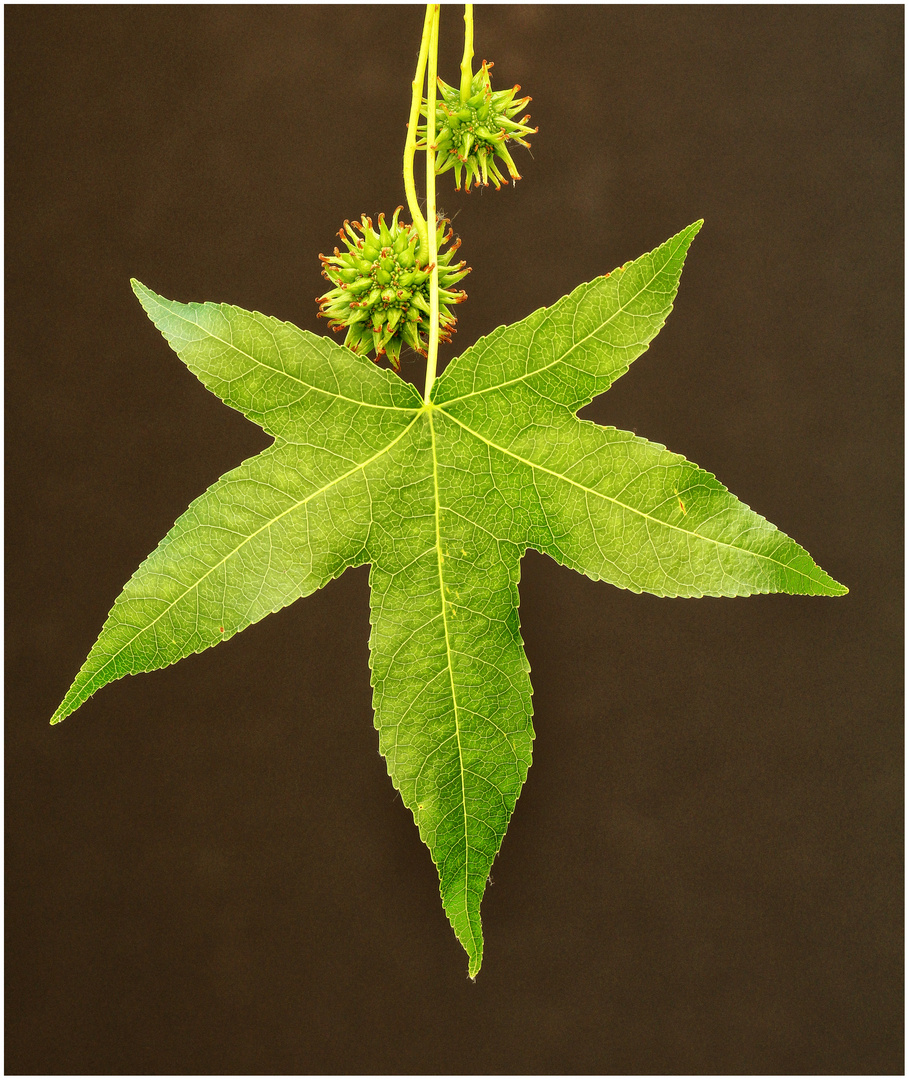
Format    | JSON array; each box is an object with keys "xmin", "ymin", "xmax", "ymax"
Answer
[
  {"xmin": 366, "ymin": 412, "xmax": 533, "ymax": 977},
  {"xmin": 437, "ymin": 405, "xmax": 846, "ymax": 597},
  {"xmin": 54, "ymin": 221, "xmax": 845, "ymax": 975},
  {"xmin": 434, "ymin": 221, "xmax": 702, "ymax": 413},
  {"xmin": 131, "ymin": 281, "xmax": 422, "ymax": 440},
  {"xmin": 50, "ymin": 434, "xmax": 391, "ymax": 725}
]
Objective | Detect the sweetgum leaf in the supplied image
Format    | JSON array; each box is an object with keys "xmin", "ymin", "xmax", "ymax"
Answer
[{"xmin": 51, "ymin": 223, "xmax": 846, "ymax": 977}]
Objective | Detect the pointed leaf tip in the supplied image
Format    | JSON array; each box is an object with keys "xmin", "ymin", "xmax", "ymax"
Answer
[
  {"xmin": 131, "ymin": 278, "xmax": 161, "ymax": 317},
  {"xmin": 674, "ymin": 217, "xmax": 703, "ymax": 251},
  {"xmin": 50, "ymin": 702, "xmax": 72, "ymax": 726},
  {"xmin": 667, "ymin": 219, "xmax": 703, "ymax": 264}
]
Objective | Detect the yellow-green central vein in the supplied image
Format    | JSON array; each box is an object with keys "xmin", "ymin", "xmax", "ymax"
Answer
[{"xmin": 427, "ymin": 407, "xmax": 472, "ymax": 949}]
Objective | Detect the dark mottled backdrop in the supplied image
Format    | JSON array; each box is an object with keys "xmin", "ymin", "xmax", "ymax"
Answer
[{"xmin": 6, "ymin": 6, "xmax": 902, "ymax": 1074}]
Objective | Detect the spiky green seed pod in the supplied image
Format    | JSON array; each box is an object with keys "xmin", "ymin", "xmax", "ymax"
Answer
[
  {"xmin": 317, "ymin": 208, "xmax": 470, "ymax": 370},
  {"xmin": 420, "ymin": 60, "xmax": 537, "ymax": 193}
]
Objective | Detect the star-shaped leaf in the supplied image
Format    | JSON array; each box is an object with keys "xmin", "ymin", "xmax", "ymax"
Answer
[{"xmin": 51, "ymin": 222, "xmax": 846, "ymax": 976}]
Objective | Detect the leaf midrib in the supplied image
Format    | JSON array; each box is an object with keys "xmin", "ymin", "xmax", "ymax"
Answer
[{"xmin": 427, "ymin": 407, "xmax": 474, "ymax": 956}]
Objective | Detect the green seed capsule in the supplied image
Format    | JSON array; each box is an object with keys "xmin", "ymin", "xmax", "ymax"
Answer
[
  {"xmin": 419, "ymin": 60, "xmax": 536, "ymax": 192},
  {"xmin": 317, "ymin": 211, "xmax": 470, "ymax": 370}
]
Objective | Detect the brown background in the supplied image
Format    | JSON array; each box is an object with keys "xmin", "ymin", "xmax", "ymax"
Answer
[{"xmin": 6, "ymin": 5, "xmax": 902, "ymax": 1075}]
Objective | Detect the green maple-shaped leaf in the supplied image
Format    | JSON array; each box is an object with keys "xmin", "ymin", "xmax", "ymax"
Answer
[{"xmin": 51, "ymin": 222, "xmax": 845, "ymax": 976}]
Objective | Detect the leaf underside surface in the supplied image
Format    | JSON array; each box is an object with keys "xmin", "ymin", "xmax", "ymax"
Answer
[{"xmin": 51, "ymin": 222, "xmax": 846, "ymax": 977}]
